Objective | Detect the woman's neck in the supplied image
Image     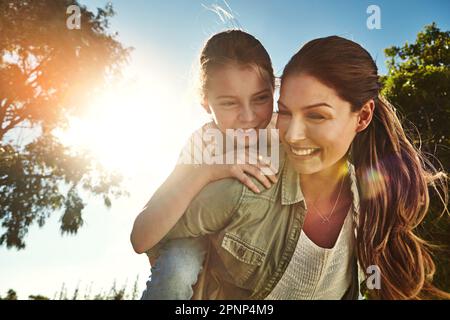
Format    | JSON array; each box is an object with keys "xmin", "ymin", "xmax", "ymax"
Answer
[{"xmin": 299, "ymin": 157, "xmax": 349, "ymax": 204}]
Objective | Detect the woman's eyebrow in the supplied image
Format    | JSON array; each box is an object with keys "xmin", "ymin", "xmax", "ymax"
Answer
[{"xmin": 278, "ymin": 100, "xmax": 334, "ymax": 110}]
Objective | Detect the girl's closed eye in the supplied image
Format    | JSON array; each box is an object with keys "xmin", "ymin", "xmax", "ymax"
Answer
[
  {"xmin": 253, "ymin": 94, "xmax": 271, "ymax": 104},
  {"xmin": 219, "ymin": 100, "xmax": 237, "ymax": 107}
]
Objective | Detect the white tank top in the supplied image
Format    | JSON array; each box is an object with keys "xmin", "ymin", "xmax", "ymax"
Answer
[{"xmin": 265, "ymin": 208, "xmax": 355, "ymax": 300}]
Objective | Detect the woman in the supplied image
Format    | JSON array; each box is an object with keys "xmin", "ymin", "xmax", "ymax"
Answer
[{"xmin": 142, "ymin": 36, "xmax": 448, "ymax": 299}]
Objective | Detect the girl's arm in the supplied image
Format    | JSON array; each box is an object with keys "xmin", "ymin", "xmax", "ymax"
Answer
[
  {"xmin": 131, "ymin": 165, "xmax": 210, "ymax": 254},
  {"xmin": 130, "ymin": 160, "xmax": 277, "ymax": 254}
]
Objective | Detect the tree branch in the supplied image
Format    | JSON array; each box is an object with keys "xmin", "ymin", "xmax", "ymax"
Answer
[
  {"xmin": 0, "ymin": 98, "xmax": 9, "ymax": 125},
  {"xmin": 0, "ymin": 116, "xmax": 25, "ymax": 141},
  {"xmin": 25, "ymin": 50, "xmax": 54, "ymax": 81}
]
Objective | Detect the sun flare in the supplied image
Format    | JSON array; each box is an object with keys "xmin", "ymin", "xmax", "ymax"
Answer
[{"xmin": 53, "ymin": 74, "xmax": 201, "ymax": 179}]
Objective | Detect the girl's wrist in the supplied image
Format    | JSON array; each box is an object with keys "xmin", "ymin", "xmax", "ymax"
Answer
[{"xmin": 175, "ymin": 164, "xmax": 213, "ymax": 185}]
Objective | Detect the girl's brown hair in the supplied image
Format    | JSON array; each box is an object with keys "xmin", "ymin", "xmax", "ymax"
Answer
[
  {"xmin": 282, "ymin": 36, "xmax": 449, "ymax": 299},
  {"xmin": 199, "ymin": 29, "xmax": 275, "ymax": 100}
]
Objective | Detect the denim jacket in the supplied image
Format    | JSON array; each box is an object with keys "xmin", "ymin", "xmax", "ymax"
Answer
[{"xmin": 147, "ymin": 144, "xmax": 366, "ymax": 299}]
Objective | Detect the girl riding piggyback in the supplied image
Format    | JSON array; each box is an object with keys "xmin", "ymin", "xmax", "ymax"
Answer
[{"xmin": 131, "ymin": 30, "xmax": 279, "ymax": 299}]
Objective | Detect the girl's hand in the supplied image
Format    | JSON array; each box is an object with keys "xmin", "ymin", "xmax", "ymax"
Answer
[{"xmin": 203, "ymin": 150, "xmax": 278, "ymax": 194}]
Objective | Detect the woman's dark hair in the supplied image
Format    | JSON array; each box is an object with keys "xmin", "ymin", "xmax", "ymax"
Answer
[{"xmin": 282, "ymin": 36, "xmax": 449, "ymax": 299}]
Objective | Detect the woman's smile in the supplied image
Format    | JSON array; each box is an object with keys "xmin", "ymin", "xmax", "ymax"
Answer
[{"xmin": 288, "ymin": 145, "xmax": 321, "ymax": 158}]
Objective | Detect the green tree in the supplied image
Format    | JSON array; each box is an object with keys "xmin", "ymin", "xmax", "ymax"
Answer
[
  {"xmin": 0, "ymin": 289, "xmax": 18, "ymax": 300},
  {"xmin": 0, "ymin": 0, "xmax": 132, "ymax": 249},
  {"xmin": 381, "ymin": 23, "xmax": 450, "ymax": 292}
]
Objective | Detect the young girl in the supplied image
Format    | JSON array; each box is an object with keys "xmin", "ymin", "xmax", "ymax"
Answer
[
  {"xmin": 131, "ymin": 29, "xmax": 279, "ymax": 299},
  {"xmin": 138, "ymin": 35, "xmax": 448, "ymax": 300}
]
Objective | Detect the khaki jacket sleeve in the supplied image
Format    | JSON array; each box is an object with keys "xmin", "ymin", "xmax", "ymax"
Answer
[{"xmin": 146, "ymin": 177, "xmax": 244, "ymax": 258}]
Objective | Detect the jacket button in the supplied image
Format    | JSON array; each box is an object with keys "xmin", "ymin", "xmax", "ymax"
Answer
[{"xmin": 237, "ymin": 247, "xmax": 245, "ymax": 257}]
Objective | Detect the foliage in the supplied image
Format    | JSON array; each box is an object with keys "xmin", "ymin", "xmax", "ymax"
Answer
[
  {"xmin": 0, "ymin": 0, "xmax": 132, "ymax": 249},
  {"xmin": 381, "ymin": 22, "xmax": 450, "ymax": 292},
  {"xmin": 0, "ymin": 276, "xmax": 141, "ymax": 300}
]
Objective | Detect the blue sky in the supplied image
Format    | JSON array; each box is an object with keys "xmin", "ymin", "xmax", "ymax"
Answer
[
  {"xmin": 1, "ymin": 0, "xmax": 449, "ymax": 299},
  {"xmin": 95, "ymin": 0, "xmax": 450, "ymax": 75}
]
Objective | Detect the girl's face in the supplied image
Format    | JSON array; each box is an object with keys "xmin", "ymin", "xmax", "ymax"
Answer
[
  {"xmin": 277, "ymin": 74, "xmax": 370, "ymax": 175},
  {"xmin": 203, "ymin": 64, "xmax": 274, "ymax": 134}
]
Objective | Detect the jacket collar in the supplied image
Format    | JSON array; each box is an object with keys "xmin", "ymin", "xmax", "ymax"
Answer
[{"xmin": 280, "ymin": 146, "xmax": 361, "ymax": 218}]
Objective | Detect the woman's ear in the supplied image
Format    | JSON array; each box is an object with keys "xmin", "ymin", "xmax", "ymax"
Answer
[{"xmin": 356, "ymin": 99, "xmax": 375, "ymax": 133}]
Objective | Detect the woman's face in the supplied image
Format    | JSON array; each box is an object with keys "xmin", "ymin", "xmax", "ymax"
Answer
[
  {"xmin": 203, "ymin": 64, "xmax": 274, "ymax": 134},
  {"xmin": 277, "ymin": 74, "xmax": 362, "ymax": 175}
]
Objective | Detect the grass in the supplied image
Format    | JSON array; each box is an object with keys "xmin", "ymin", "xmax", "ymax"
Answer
[{"xmin": 0, "ymin": 276, "xmax": 141, "ymax": 300}]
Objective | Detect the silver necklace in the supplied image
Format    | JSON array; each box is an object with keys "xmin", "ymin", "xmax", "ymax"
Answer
[{"xmin": 310, "ymin": 175, "xmax": 346, "ymax": 224}]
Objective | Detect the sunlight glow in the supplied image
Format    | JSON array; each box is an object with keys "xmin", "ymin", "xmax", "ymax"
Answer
[{"xmin": 53, "ymin": 71, "xmax": 200, "ymax": 179}]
